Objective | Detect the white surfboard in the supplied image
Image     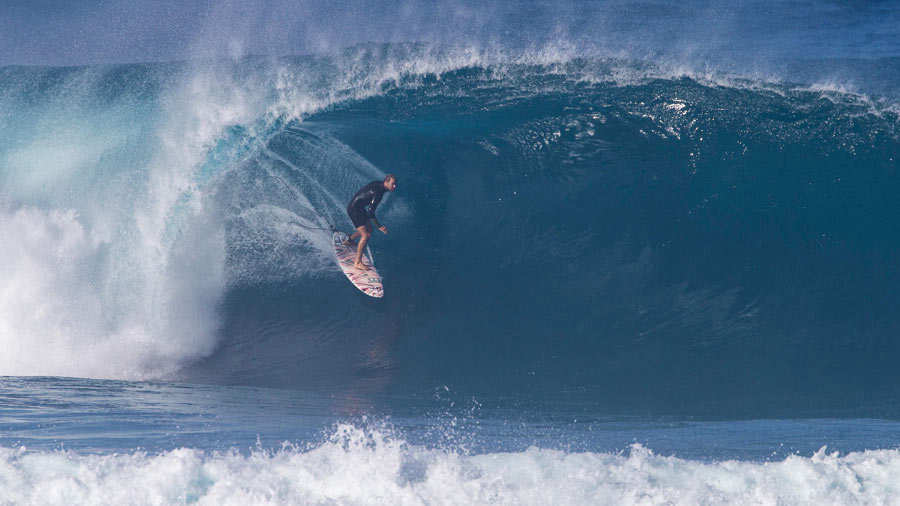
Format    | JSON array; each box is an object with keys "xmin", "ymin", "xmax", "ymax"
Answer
[{"xmin": 332, "ymin": 231, "xmax": 383, "ymax": 298}]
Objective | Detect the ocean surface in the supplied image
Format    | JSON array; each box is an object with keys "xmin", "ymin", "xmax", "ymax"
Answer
[{"xmin": 3, "ymin": 1, "xmax": 900, "ymax": 504}]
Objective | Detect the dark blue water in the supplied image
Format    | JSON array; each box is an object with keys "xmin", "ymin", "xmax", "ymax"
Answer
[
  {"xmin": 2, "ymin": 1, "xmax": 900, "ymax": 503},
  {"xmin": 180, "ymin": 61, "xmax": 900, "ymax": 422}
]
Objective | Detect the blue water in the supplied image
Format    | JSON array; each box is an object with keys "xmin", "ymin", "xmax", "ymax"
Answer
[{"xmin": 3, "ymin": 1, "xmax": 900, "ymax": 503}]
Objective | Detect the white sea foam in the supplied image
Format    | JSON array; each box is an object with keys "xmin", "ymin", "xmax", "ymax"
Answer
[
  {"xmin": 0, "ymin": 204, "xmax": 224, "ymax": 379},
  {"xmin": 0, "ymin": 65, "xmax": 238, "ymax": 379},
  {"xmin": 1, "ymin": 424, "xmax": 899, "ymax": 505}
]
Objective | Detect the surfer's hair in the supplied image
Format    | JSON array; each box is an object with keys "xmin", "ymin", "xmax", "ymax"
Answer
[{"xmin": 384, "ymin": 174, "xmax": 396, "ymax": 183}]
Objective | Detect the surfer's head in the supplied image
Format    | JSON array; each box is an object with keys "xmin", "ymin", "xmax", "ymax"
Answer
[{"xmin": 384, "ymin": 174, "xmax": 398, "ymax": 191}]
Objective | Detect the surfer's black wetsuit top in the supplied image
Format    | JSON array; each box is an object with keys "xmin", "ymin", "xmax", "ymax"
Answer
[{"xmin": 347, "ymin": 180, "xmax": 387, "ymax": 228}]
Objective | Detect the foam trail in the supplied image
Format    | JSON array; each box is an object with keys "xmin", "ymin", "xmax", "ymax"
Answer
[
  {"xmin": 263, "ymin": 147, "xmax": 348, "ymax": 213},
  {"xmin": 217, "ymin": 124, "xmax": 406, "ymax": 285},
  {"xmin": 1, "ymin": 425, "xmax": 899, "ymax": 505}
]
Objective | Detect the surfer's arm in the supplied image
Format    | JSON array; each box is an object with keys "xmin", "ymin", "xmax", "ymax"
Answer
[
  {"xmin": 364, "ymin": 189, "xmax": 387, "ymax": 232},
  {"xmin": 368, "ymin": 215, "xmax": 387, "ymax": 233}
]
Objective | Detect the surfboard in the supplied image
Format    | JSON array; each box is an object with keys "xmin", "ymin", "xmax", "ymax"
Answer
[{"xmin": 332, "ymin": 231, "xmax": 383, "ymax": 298}]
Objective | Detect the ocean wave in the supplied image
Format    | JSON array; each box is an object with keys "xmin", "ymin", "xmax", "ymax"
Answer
[
  {"xmin": 1, "ymin": 424, "xmax": 898, "ymax": 505},
  {"xmin": 2, "ymin": 52, "xmax": 899, "ymax": 400}
]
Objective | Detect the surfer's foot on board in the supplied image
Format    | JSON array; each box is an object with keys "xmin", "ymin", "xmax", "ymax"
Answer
[{"xmin": 354, "ymin": 261, "xmax": 369, "ymax": 270}]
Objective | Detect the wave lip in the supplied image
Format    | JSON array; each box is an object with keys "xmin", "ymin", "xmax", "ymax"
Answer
[{"xmin": 0, "ymin": 424, "xmax": 898, "ymax": 505}]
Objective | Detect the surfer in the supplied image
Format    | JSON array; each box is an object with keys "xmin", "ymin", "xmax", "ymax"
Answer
[{"xmin": 344, "ymin": 174, "xmax": 397, "ymax": 269}]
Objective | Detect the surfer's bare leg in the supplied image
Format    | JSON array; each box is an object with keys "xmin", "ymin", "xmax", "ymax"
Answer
[
  {"xmin": 344, "ymin": 229, "xmax": 361, "ymax": 246},
  {"xmin": 354, "ymin": 224, "xmax": 371, "ymax": 269}
]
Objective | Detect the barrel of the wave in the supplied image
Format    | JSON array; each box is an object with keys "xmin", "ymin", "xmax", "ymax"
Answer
[{"xmin": 332, "ymin": 231, "xmax": 383, "ymax": 297}]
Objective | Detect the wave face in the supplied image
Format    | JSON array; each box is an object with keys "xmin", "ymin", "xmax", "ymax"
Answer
[
  {"xmin": 2, "ymin": 49, "xmax": 900, "ymax": 416},
  {"xmin": 2, "ymin": 424, "xmax": 900, "ymax": 505}
]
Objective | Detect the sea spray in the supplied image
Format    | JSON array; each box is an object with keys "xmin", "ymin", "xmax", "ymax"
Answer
[{"xmin": 2, "ymin": 424, "xmax": 900, "ymax": 505}]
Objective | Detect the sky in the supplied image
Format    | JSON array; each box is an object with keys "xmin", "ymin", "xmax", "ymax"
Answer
[
  {"xmin": 0, "ymin": 0, "xmax": 570, "ymax": 66},
  {"xmin": 1, "ymin": 1, "xmax": 207, "ymax": 65},
  {"xmin": 1, "ymin": 0, "xmax": 897, "ymax": 67}
]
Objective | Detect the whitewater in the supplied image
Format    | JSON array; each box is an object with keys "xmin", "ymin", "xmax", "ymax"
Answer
[{"xmin": 4, "ymin": 431, "xmax": 900, "ymax": 505}]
